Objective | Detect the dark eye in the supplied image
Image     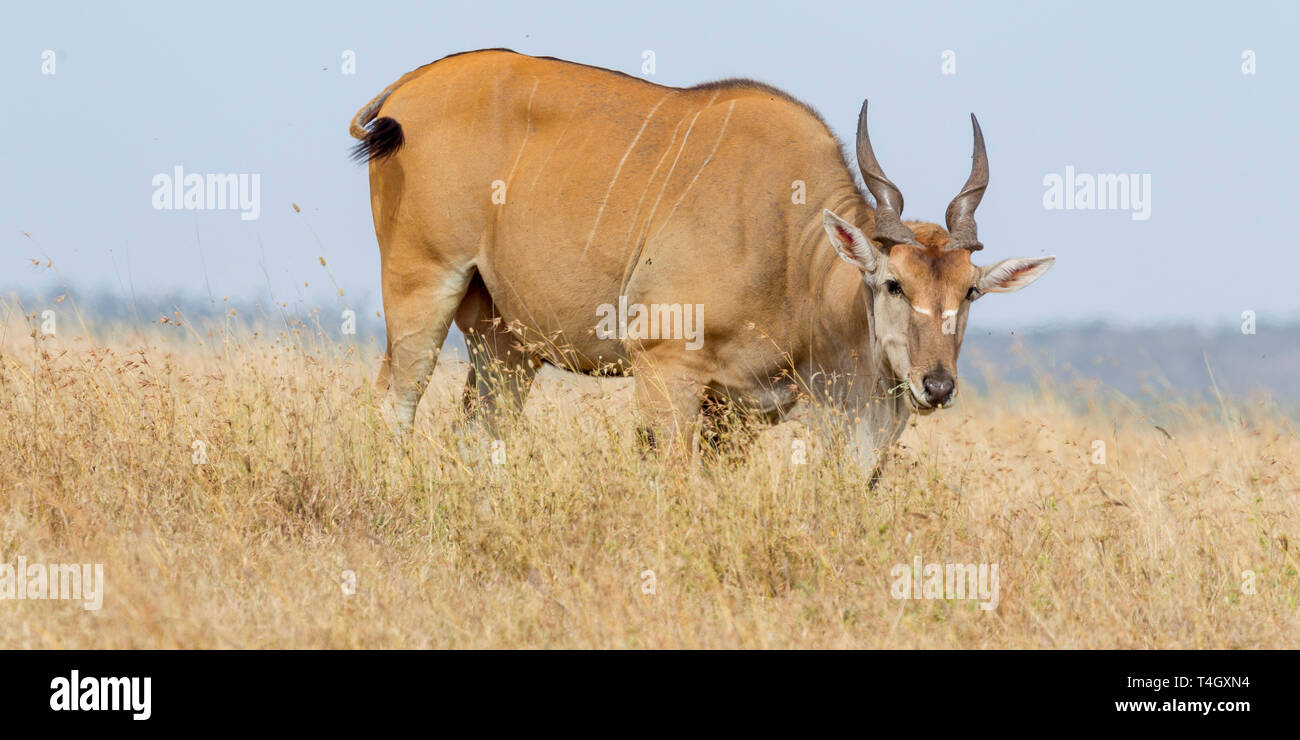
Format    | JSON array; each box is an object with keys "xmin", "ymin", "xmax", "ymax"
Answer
[
  {"xmin": 966, "ymin": 287, "xmax": 980, "ymax": 301},
  {"xmin": 884, "ymin": 280, "xmax": 903, "ymax": 297}
]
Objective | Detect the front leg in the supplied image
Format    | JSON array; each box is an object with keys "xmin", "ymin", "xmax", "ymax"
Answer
[
  {"xmin": 852, "ymin": 396, "xmax": 911, "ymax": 488},
  {"xmin": 632, "ymin": 359, "xmax": 704, "ymax": 464}
]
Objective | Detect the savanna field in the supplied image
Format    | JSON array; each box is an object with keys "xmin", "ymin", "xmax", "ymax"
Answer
[{"xmin": 1, "ymin": 303, "xmax": 1297, "ymax": 649}]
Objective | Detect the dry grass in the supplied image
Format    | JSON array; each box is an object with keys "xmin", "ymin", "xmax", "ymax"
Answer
[{"xmin": 1, "ymin": 306, "xmax": 1297, "ymax": 649}]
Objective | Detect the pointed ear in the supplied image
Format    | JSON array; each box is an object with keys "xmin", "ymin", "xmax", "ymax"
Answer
[
  {"xmin": 822, "ymin": 209, "xmax": 878, "ymax": 273},
  {"xmin": 976, "ymin": 256, "xmax": 1055, "ymax": 294}
]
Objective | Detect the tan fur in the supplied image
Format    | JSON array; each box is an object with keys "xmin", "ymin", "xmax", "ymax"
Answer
[{"xmin": 353, "ymin": 49, "xmax": 1050, "ymax": 471}]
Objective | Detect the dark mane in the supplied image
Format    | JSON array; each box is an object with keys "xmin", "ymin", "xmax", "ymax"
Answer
[
  {"xmin": 382, "ymin": 49, "xmax": 858, "ymax": 193},
  {"xmin": 687, "ymin": 78, "xmax": 856, "ymax": 200},
  {"xmin": 426, "ymin": 47, "xmax": 650, "ymax": 86},
  {"xmin": 422, "ymin": 50, "xmax": 832, "ymax": 130},
  {"xmin": 687, "ymin": 78, "xmax": 831, "ymax": 129}
]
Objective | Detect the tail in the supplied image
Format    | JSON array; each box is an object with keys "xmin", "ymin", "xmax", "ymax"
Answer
[
  {"xmin": 351, "ymin": 51, "xmax": 523, "ymax": 164},
  {"xmin": 349, "ymin": 83, "xmax": 406, "ymax": 164}
]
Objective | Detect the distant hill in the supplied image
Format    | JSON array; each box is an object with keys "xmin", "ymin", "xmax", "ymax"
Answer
[
  {"xmin": 960, "ymin": 323, "xmax": 1300, "ymax": 403},
  {"xmin": 5, "ymin": 284, "xmax": 1298, "ymax": 402}
]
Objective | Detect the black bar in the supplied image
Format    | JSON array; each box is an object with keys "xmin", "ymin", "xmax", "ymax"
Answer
[{"xmin": 0, "ymin": 649, "xmax": 1286, "ymax": 729}]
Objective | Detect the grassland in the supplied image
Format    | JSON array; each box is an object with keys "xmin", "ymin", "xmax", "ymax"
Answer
[{"xmin": 0, "ymin": 306, "xmax": 1296, "ymax": 648}]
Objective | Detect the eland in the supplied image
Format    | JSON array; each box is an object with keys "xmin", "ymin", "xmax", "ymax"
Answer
[{"xmin": 350, "ymin": 49, "xmax": 1054, "ymax": 476}]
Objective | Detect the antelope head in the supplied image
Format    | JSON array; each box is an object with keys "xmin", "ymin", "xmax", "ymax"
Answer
[{"xmin": 823, "ymin": 101, "xmax": 1055, "ymax": 413}]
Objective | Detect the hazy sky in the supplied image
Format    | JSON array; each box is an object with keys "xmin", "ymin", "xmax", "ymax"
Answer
[{"xmin": 3, "ymin": 0, "xmax": 1297, "ymax": 331}]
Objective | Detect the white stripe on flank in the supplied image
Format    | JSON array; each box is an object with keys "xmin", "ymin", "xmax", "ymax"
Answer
[
  {"xmin": 649, "ymin": 99, "xmax": 738, "ymax": 245},
  {"xmin": 638, "ymin": 91, "xmax": 720, "ymax": 248},
  {"xmin": 911, "ymin": 305, "xmax": 933, "ymax": 316},
  {"xmin": 581, "ymin": 93, "xmax": 672, "ymax": 258},
  {"xmin": 617, "ymin": 107, "xmax": 693, "ymax": 296},
  {"xmin": 503, "ymin": 78, "xmax": 540, "ymax": 187}
]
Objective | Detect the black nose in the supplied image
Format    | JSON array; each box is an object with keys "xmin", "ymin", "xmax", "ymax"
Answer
[{"xmin": 922, "ymin": 371, "xmax": 956, "ymax": 406}]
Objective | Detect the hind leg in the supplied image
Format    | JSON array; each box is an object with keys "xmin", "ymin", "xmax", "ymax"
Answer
[
  {"xmin": 378, "ymin": 234, "xmax": 476, "ymax": 434},
  {"xmin": 454, "ymin": 273, "xmax": 539, "ymax": 434}
]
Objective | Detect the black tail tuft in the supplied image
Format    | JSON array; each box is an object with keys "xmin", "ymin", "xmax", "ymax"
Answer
[{"xmin": 349, "ymin": 117, "xmax": 405, "ymax": 164}]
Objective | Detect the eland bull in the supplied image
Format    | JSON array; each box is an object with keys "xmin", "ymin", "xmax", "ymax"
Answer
[{"xmin": 350, "ymin": 49, "xmax": 1054, "ymax": 475}]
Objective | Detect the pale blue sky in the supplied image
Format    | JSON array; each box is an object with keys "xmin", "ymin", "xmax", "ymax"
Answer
[{"xmin": 3, "ymin": 0, "xmax": 1297, "ymax": 330}]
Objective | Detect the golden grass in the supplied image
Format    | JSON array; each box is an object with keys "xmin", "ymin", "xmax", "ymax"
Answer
[{"xmin": 0, "ymin": 309, "xmax": 1297, "ymax": 648}]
